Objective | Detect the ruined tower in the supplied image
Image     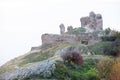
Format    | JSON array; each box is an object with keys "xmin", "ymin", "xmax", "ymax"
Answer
[
  {"xmin": 59, "ymin": 23, "xmax": 65, "ymax": 34},
  {"xmin": 80, "ymin": 11, "xmax": 103, "ymax": 31}
]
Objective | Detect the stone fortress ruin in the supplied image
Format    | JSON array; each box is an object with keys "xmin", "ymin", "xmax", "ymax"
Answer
[
  {"xmin": 80, "ymin": 11, "xmax": 103, "ymax": 31},
  {"xmin": 31, "ymin": 11, "xmax": 103, "ymax": 51}
]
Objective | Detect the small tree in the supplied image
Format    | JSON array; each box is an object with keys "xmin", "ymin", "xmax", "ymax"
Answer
[
  {"xmin": 113, "ymin": 31, "xmax": 120, "ymax": 39},
  {"xmin": 104, "ymin": 28, "xmax": 111, "ymax": 35}
]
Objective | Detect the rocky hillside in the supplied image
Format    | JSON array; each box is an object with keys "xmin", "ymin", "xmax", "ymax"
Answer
[
  {"xmin": 0, "ymin": 42, "xmax": 109, "ymax": 80},
  {"xmin": 0, "ymin": 11, "xmax": 120, "ymax": 80}
]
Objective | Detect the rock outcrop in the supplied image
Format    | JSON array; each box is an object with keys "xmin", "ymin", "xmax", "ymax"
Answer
[
  {"xmin": 80, "ymin": 11, "xmax": 103, "ymax": 31},
  {"xmin": 0, "ymin": 56, "xmax": 63, "ymax": 80}
]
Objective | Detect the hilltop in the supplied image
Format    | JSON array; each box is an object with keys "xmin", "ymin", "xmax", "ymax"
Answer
[{"xmin": 0, "ymin": 11, "xmax": 120, "ymax": 80}]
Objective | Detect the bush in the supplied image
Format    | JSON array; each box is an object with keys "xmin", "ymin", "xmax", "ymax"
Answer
[
  {"xmin": 114, "ymin": 38, "xmax": 120, "ymax": 46},
  {"xmin": 79, "ymin": 60, "xmax": 99, "ymax": 80},
  {"xmin": 113, "ymin": 31, "xmax": 120, "ymax": 39},
  {"xmin": 110, "ymin": 58, "xmax": 120, "ymax": 80},
  {"xmin": 66, "ymin": 59, "xmax": 99, "ymax": 80},
  {"xmin": 88, "ymin": 41, "xmax": 113, "ymax": 55},
  {"xmin": 84, "ymin": 68, "xmax": 100, "ymax": 80},
  {"xmin": 97, "ymin": 58, "xmax": 120, "ymax": 80},
  {"xmin": 89, "ymin": 41, "xmax": 119, "ymax": 56},
  {"xmin": 103, "ymin": 42, "xmax": 118, "ymax": 56},
  {"xmin": 68, "ymin": 69, "xmax": 81, "ymax": 80},
  {"xmin": 96, "ymin": 59, "xmax": 114, "ymax": 80},
  {"xmin": 66, "ymin": 27, "xmax": 86, "ymax": 35},
  {"xmin": 52, "ymin": 62, "xmax": 68, "ymax": 79},
  {"xmin": 61, "ymin": 50, "xmax": 83, "ymax": 65},
  {"xmin": 104, "ymin": 28, "xmax": 111, "ymax": 35},
  {"xmin": 101, "ymin": 36, "xmax": 116, "ymax": 41},
  {"xmin": 102, "ymin": 38, "xmax": 120, "ymax": 56}
]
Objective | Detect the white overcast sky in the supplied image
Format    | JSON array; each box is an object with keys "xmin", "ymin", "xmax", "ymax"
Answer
[{"xmin": 0, "ymin": 0, "xmax": 120, "ymax": 65}]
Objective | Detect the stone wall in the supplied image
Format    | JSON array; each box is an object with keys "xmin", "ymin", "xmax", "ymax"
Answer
[
  {"xmin": 41, "ymin": 34, "xmax": 77, "ymax": 45},
  {"xmin": 41, "ymin": 33, "xmax": 100, "ymax": 46}
]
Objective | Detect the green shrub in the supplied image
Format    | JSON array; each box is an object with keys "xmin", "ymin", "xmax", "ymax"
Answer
[
  {"xmin": 52, "ymin": 62, "xmax": 67, "ymax": 79},
  {"xmin": 114, "ymin": 38, "xmax": 120, "ymax": 46},
  {"xmin": 104, "ymin": 28, "xmax": 111, "ymax": 35},
  {"xmin": 53, "ymin": 59, "xmax": 99, "ymax": 80},
  {"xmin": 88, "ymin": 41, "xmax": 113, "ymax": 55},
  {"xmin": 68, "ymin": 69, "xmax": 81, "ymax": 80},
  {"xmin": 101, "ymin": 36, "xmax": 116, "ymax": 41},
  {"xmin": 103, "ymin": 42, "xmax": 118, "ymax": 56},
  {"xmin": 78, "ymin": 59, "xmax": 99, "ymax": 80},
  {"xmin": 80, "ymin": 59, "xmax": 96, "ymax": 72},
  {"xmin": 89, "ymin": 41, "xmax": 119, "ymax": 56},
  {"xmin": 66, "ymin": 60, "xmax": 98, "ymax": 80},
  {"xmin": 83, "ymin": 68, "xmax": 100, "ymax": 80},
  {"xmin": 113, "ymin": 31, "xmax": 120, "ymax": 39},
  {"xmin": 66, "ymin": 27, "xmax": 86, "ymax": 35}
]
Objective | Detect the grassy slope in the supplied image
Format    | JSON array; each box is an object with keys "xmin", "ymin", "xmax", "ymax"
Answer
[
  {"xmin": 0, "ymin": 42, "xmax": 110, "ymax": 76},
  {"xmin": 0, "ymin": 40, "xmax": 111, "ymax": 74},
  {"xmin": 0, "ymin": 43, "xmax": 70, "ymax": 75},
  {"xmin": 0, "ymin": 41, "xmax": 112, "ymax": 80}
]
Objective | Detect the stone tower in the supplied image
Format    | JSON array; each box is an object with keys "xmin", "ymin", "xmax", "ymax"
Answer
[
  {"xmin": 80, "ymin": 11, "xmax": 103, "ymax": 31},
  {"xmin": 59, "ymin": 23, "xmax": 65, "ymax": 34}
]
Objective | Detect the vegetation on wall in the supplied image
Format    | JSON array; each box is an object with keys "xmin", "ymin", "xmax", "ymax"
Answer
[{"xmin": 66, "ymin": 27, "xmax": 86, "ymax": 35}]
